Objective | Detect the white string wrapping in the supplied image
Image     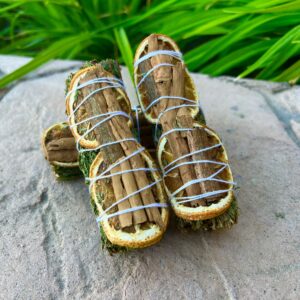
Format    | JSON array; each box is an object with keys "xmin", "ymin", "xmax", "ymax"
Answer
[
  {"xmin": 135, "ymin": 50, "xmax": 236, "ymax": 205},
  {"xmin": 137, "ymin": 63, "xmax": 174, "ymax": 89},
  {"xmin": 134, "ymin": 50, "xmax": 182, "ymax": 68},
  {"xmin": 67, "ymin": 77, "xmax": 124, "ymax": 119},
  {"xmin": 74, "ymin": 111, "xmax": 132, "ymax": 152},
  {"xmin": 67, "ymin": 75, "xmax": 167, "ymax": 223}
]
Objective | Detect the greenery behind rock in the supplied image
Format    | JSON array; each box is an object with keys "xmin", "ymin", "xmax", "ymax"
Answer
[{"xmin": 0, "ymin": 0, "xmax": 299, "ymax": 87}]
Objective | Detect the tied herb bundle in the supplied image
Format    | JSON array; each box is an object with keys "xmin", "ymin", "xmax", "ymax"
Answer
[
  {"xmin": 65, "ymin": 60, "xmax": 168, "ymax": 252},
  {"xmin": 41, "ymin": 122, "xmax": 81, "ymax": 180},
  {"xmin": 135, "ymin": 34, "xmax": 238, "ymax": 231}
]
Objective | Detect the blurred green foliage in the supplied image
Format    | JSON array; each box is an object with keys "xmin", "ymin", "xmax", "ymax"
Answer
[{"xmin": 0, "ymin": 0, "xmax": 299, "ymax": 87}]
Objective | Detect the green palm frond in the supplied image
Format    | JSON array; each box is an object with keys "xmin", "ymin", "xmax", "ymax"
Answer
[{"xmin": 0, "ymin": 0, "xmax": 299, "ymax": 88}]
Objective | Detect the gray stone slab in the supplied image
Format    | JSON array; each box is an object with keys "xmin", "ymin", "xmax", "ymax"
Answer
[
  {"xmin": 0, "ymin": 55, "xmax": 299, "ymax": 300},
  {"xmin": 0, "ymin": 55, "xmax": 82, "ymax": 77}
]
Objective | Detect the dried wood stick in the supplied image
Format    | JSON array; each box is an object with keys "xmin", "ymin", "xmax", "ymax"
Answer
[
  {"xmin": 94, "ymin": 68, "xmax": 149, "ymax": 225},
  {"xmin": 148, "ymin": 35, "xmax": 172, "ymax": 112},
  {"xmin": 46, "ymin": 149, "xmax": 78, "ymax": 162},
  {"xmin": 139, "ymin": 58, "xmax": 160, "ymax": 118},
  {"xmin": 111, "ymin": 119, "xmax": 165, "ymax": 227},
  {"xmin": 82, "ymin": 83, "xmax": 134, "ymax": 228},
  {"xmin": 164, "ymin": 67, "xmax": 204, "ymax": 206},
  {"xmin": 147, "ymin": 37, "xmax": 203, "ymax": 206},
  {"xmin": 139, "ymin": 58, "xmax": 184, "ymax": 195},
  {"xmin": 173, "ymin": 62, "xmax": 225, "ymax": 204},
  {"xmin": 45, "ymin": 134, "xmax": 78, "ymax": 162},
  {"xmin": 51, "ymin": 126, "xmax": 74, "ymax": 139},
  {"xmin": 186, "ymin": 129, "xmax": 227, "ymax": 203},
  {"xmin": 110, "ymin": 166, "xmax": 133, "ymax": 228},
  {"xmin": 47, "ymin": 137, "xmax": 76, "ymax": 150},
  {"xmin": 80, "ymin": 68, "xmax": 147, "ymax": 227},
  {"xmin": 101, "ymin": 78, "xmax": 164, "ymax": 227}
]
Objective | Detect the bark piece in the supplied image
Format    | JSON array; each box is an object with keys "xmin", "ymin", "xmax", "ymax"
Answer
[
  {"xmin": 147, "ymin": 36, "xmax": 203, "ymax": 206},
  {"xmin": 44, "ymin": 132, "xmax": 78, "ymax": 163},
  {"xmin": 186, "ymin": 128, "xmax": 227, "ymax": 203},
  {"xmin": 47, "ymin": 149, "xmax": 78, "ymax": 162},
  {"xmin": 111, "ymin": 166, "xmax": 133, "ymax": 228},
  {"xmin": 102, "ymin": 80, "xmax": 163, "ymax": 227},
  {"xmin": 148, "ymin": 35, "xmax": 172, "ymax": 112},
  {"xmin": 79, "ymin": 67, "xmax": 150, "ymax": 227},
  {"xmin": 79, "ymin": 69, "xmax": 145, "ymax": 227},
  {"xmin": 47, "ymin": 137, "xmax": 76, "ymax": 151},
  {"xmin": 140, "ymin": 36, "xmax": 225, "ymax": 206},
  {"xmin": 51, "ymin": 126, "xmax": 74, "ymax": 139}
]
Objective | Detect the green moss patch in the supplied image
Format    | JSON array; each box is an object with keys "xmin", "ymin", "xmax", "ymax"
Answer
[
  {"xmin": 53, "ymin": 165, "xmax": 82, "ymax": 180},
  {"xmin": 176, "ymin": 196, "xmax": 238, "ymax": 231}
]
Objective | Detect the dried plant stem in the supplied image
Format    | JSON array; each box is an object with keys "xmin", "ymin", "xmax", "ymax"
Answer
[
  {"xmin": 111, "ymin": 166, "xmax": 132, "ymax": 228},
  {"xmin": 142, "ymin": 34, "xmax": 224, "ymax": 206},
  {"xmin": 46, "ymin": 149, "xmax": 78, "ymax": 162},
  {"xmin": 78, "ymin": 65, "xmax": 164, "ymax": 228},
  {"xmin": 45, "ymin": 136, "xmax": 78, "ymax": 162},
  {"xmin": 47, "ymin": 137, "xmax": 76, "ymax": 150},
  {"xmin": 80, "ymin": 68, "xmax": 147, "ymax": 227},
  {"xmin": 102, "ymin": 77, "xmax": 163, "ymax": 227}
]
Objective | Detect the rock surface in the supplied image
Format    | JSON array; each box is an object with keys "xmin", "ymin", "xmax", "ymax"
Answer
[{"xmin": 0, "ymin": 56, "xmax": 299, "ymax": 300}]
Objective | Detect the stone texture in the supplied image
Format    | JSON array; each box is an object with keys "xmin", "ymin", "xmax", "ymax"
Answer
[
  {"xmin": 0, "ymin": 55, "xmax": 82, "ymax": 77},
  {"xmin": 0, "ymin": 56, "xmax": 299, "ymax": 300}
]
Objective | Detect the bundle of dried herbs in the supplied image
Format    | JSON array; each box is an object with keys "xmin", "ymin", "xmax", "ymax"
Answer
[
  {"xmin": 134, "ymin": 34, "xmax": 238, "ymax": 230},
  {"xmin": 41, "ymin": 122, "xmax": 81, "ymax": 180},
  {"xmin": 42, "ymin": 109, "xmax": 156, "ymax": 182},
  {"xmin": 65, "ymin": 59, "xmax": 169, "ymax": 251}
]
